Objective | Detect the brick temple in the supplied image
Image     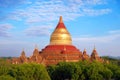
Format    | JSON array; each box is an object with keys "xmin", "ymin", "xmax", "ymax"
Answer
[{"xmin": 12, "ymin": 16, "xmax": 104, "ymax": 66}]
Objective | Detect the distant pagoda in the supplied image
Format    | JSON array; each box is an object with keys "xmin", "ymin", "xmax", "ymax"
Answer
[{"xmin": 11, "ymin": 16, "xmax": 104, "ymax": 66}]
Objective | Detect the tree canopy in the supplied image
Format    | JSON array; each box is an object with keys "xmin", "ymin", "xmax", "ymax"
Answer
[
  {"xmin": 47, "ymin": 61, "xmax": 120, "ymax": 80},
  {"xmin": 0, "ymin": 59, "xmax": 51, "ymax": 80}
]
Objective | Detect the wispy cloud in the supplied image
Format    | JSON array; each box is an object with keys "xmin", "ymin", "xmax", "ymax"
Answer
[
  {"xmin": 0, "ymin": 23, "xmax": 13, "ymax": 37},
  {"xmin": 83, "ymin": 8, "xmax": 111, "ymax": 16},
  {"xmin": 73, "ymin": 30, "xmax": 120, "ymax": 43},
  {"xmin": 25, "ymin": 25, "xmax": 53, "ymax": 37},
  {"xmin": 4, "ymin": 0, "xmax": 111, "ymax": 37},
  {"xmin": 108, "ymin": 30, "xmax": 120, "ymax": 34},
  {"xmin": 0, "ymin": 0, "xmax": 32, "ymax": 8},
  {"xmin": 83, "ymin": 0, "xmax": 107, "ymax": 5},
  {"xmin": 4, "ymin": 0, "xmax": 111, "ymax": 23}
]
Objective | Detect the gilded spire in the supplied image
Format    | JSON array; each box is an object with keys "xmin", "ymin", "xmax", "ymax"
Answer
[
  {"xmin": 59, "ymin": 16, "xmax": 63, "ymax": 23},
  {"xmin": 50, "ymin": 16, "xmax": 72, "ymax": 45}
]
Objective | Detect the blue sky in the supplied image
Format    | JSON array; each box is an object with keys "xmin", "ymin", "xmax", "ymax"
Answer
[{"xmin": 0, "ymin": 0, "xmax": 120, "ymax": 57}]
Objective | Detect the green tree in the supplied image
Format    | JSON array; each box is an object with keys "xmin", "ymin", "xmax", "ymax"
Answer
[
  {"xmin": 48, "ymin": 62, "xmax": 82, "ymax": 80},
  {"xmin": 33, "ymin": 64, "xmax": 51, "ymax": 80},
  {"xmin": 47, "ymin": 65, "xmax": 57, "ymax": 80},
  {"xmin": 85, "ymin": 62, "xmax": 103, "ymax": 80},
  {"xmin": 77, "ymin": 60, "xmax": 113, "ymax": 80},
  {"xmin": 115, "ymin": 68, "xmax": 120, "ymax": 80},
  {"xmin": 101, "ymin": 68, "xmax": 113, "ymax": 80},
  {"xmin": 106, "ymin": 63, "xmax": 120, "ymax": 80},
  {"xmin": 9, "ymin": 63, "xmax": 51, "ymax": 80},
  {"xmin": 0, "ymin": 75, "xmax": 16, "ymax": 80}
]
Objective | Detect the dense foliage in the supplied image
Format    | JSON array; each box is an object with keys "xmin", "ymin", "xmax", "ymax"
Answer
[
  {"xmin": 0, "ymin": 59, "xmax": 50, "ymax": 80},
  {"xmin": 0, "ymin": 57, "xmax": 120, "ymax": 80},
  {"xmin": 47, "ymin": 61, "xmax": 120, "ymax": 80}
]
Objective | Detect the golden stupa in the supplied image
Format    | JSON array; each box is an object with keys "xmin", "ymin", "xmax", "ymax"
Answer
[
  {"xmin": 50, "ymin": 16, "xmax": 72, "ymax": 45},
  {"xmin": 40, "ymin": 16, "xmax": 82, "ymax": 65}
]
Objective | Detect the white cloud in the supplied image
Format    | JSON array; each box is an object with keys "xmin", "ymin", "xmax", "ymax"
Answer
[
  {"xmin": 7, "ymin": 0, "xmax": 111, "ymax": 23},
  {"xmin": 0, "ymin": 23, "xmax": 13, "ymax": 37}
]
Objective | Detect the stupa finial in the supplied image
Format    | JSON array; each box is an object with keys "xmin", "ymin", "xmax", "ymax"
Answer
[{"xmin": 59, "ymin": 16, "xmax": 63, "ymax": 23}]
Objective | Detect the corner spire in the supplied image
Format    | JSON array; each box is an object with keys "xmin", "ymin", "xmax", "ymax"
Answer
[
  {"xmin": 59, "ymin": 16, "xmax": 63, "ymax": 23},
  {"xmin": 21, "ymin": 49, "xmax": 25, "ymax": 56}
]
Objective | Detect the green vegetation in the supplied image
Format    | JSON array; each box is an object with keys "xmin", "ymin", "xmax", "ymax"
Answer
[
  {"xmin": 0, "ymin": 58, "xmax": 50, "ymax": 80},
  {"xmin": 47, "ymin": 61, "xmax": 120, "ymax": 80},
  {"xmin": 47, "ymin": 57, "xmax": 120, "ymax": 80},
  {"xmin": 0, "ymin": 57, "xmax": 120, "ymax": 80}
]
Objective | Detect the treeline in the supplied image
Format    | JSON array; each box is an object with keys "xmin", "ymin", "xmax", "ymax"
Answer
[
  {"xmin": 102, "ymin": 56, "xmax": 120, "ymax": 66},
  {"xmin": 0, "ymin": 58, "xmax": 120, "ymax": 80}
]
